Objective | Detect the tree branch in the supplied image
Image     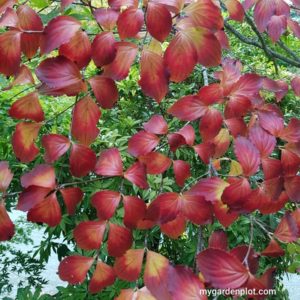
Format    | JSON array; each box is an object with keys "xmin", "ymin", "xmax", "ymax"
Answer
[{"xmin": 224, "ymin": 20, "xmax": 300, "ymax": 68}]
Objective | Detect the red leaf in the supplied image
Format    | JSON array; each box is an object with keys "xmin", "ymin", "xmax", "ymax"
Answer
[
  {"xmin": 0, "ymin": 30, "xmax": 21, "ymax": 76},
  {"xmin": 213, "ymin": 200, "xmax": 239, "ymax": 227},
  {"xmin": 89, "ymin": 262, "xmax": 116, "ymax": 294},
  {"xmin": 95, "ymin": 148, "xmax": 123, "ymax": 177},
  {"xmin": 61, "ymin": 0, "xmax": 74, "ymax": 9},
  {"xmin": 262, "ymin": 157, "xmax": 282, "ymax": 180},
  {"xmin": 160, "ymin": 215, "xmax": 186, "ymax": 239},
  {"xmin": 59, "ymin": 30, "xmax": 91, "ymax": 69},
  {"xmin": 168, "ymin": 95, "xmax": 208, "ymax": 121},
  {"xmin": 71, "ymin": 96, "xmax": 101, "ymax": 146},
  {"xmin": 291, "ymin": 76, "xmax": 300, "ymax": 96},
  {"xmin": 0, "ymin": 203, "xmax": 15, "ymax": 241},
  {"xmin": 167, "ymin": 133, "xmax": 186, "ymax": 152},
  {"xmin": 199, "ymin": 109, "xmax": 223, "ymax": 141},
  {"xmin": 143, "ymin": 115, "xmax": 168, "ymax": 135},
  {"xmin": 284, "ymin": 176, "xmax": 300, "ymax": 202},
  {"xmin": 73, "ymin": 220, "xmax": 106, "ymax": 250},
  {"xmin": 228, "ymin": 73, "xmax": 262, "ymax": 104},
  {"xmin": 254, "ymin": 0, "xmax": 276, "ymax": 32},
  {"xmin": 259, "ymin": 191, "xmax": 288, "ymax": 214},
  {"xmin": 225, "ymin": 0, "xmax": 245, "ymax": 22},
  {"xmin": 198, "ymin": 83, "xmax": 224, "ymax": 105},
  {"xmin": 108, "ymin": 0, "xmax": 138, "ymax": 10},
  {"xmin": 9, "ymin": 65, "xmax": 35, "ymax": 88},
  {"xmin": 281, "ymin": 149, "xmax": 300, "ymax": 177},
  {"xmin": 184, "ymin": 0, "xmax": 223, "ymax": 30},
  {"xmin": 197, "ymin": 248, "xmax": 249, "ymax": 289},
  {"xmin": 173, "ymin": 160, "xmax": 191, "ymax": 187},
  {"xmin": 139, "ymin": 152, "xmax": 172, "ymax": 175},
  {"xmin": 89, "ymin": 75, "xmax": 119, "ymax": 109},
  {"xmin": 58, "ymin": 255, "xmax": 94, "ymax": 285},
  {"xmin": 91, "ymin": 190, "xmax": 121, "ymax": 220},
  {"xmin": 215, "ymin": 30, "xmax": 230, "ymax": 49},
  {"xmin": 27, "ymin": 192, "xmax": 61, "ymax": 227},
  {"xmin": 117, "ymin": 7, "xmax": 143, "ymax": 40},
  {"xmin": 124, "ymin": 161, "xmax": 149, "ymax": 189},
  {"xmin": 114, "ymin": 249, "xmax": 144, "ymax": 281},
  {"xmin": 69, "ymin": 144, "xmax": 96, "ymax": 177},
  {"xmin": 183, "ymin": 26, "xmax": 222, "ymax": 67},
  {"xmin": 0, "ymin": 1, "xmax": 17, "ymax": 17},
  {"xmin": 144, "ymin": 251, "xmax": 172, "ymax": 300},
  {"xmin": 146, "ymin": 3, "xmax": 172, "ymax": 42},
  {"xmin": 188, "ymin": 177, "xmax": 229, "ymax": 202},
  {"xmin": 139, "ymin": 49, "xmax": 169, "ymax": 103},
  {"xmin": 123, "ymin": 195, "xmax": 147, "ymax": 229},
  {"xmin": 12, "ymin": 122, "xmax": 41, "ymax": 163},
  {"xmin": 213, "ymin": 129, "xmax": 231, "ymax": 158},
  {"xmin": 128, "ymin": 131, "xmax": 159, "ymax": 157},
  {"xmin": 94, "ymin": 8, "xmax": 119, "ymax": 31},
  {"xmin": 17, "ymin": 5, "xmax": 43, "ymax": 59},
  {"xmin": 258, "ymin": 109, "xmax": 284, "ymax": 137},
  {"xmin": 234, "ymin": 137, "xmax": 261, "ymax": 176},
  {"xmin": 108, "ymin": 223, "xmax": 133, "ymax": 257},
  {"xmin": 224, "ymin": 117, "xmax": 247, "ymax": 138},
  {"xmin": 274, "ymin": 212, "xmax": 299, "ymax": 242},
  {"xmin": 208, "ymin": 230, "xmax": 228, "ymax": 250},
  {"xmin": 178, "ymin": 125, "xmax": 195, "ymax": 146},
  {"xmin": 261, "ymin": 239, "xmax": 285, "ymax": 257},
  {"xmin": 146, "ymin": 192, "xmax": 180, "ymax": 224},
  {"xmin": 60, "ymin": 187, "xmax": 83, "ymax": 215},
  {"xmin": 151, "ymin": 0, "xmax": 184, "ymax": 14},
  {"xmin": 168, "ymin": 266, "xmax": 207, "ymax": 300},
  {"xmin": 287, "ymin": 18, "xmax": 300, "ymax": 38},
  {"xmin": 21, "ymin": 164, "xmax": 55, "ymax": 189},
  {"xmin": 36, "ymin": 56, "xmax": 86, "ymax": 96},
  {"xmin": 103, "ymin": 42, "xmax": 138, "ymax": 81},
  {"xmin": 280, "ymin": 118, "xmax": 300, "ymax": 143},
  {"xmin": 268, "ymin": 15, "xmax": 287, "ymax": 43},
  {"xmin": 91, "ymin": 32, "xmax": 116, "ymax": 67},
  {"xmin": 17, "ymin": 186, "xmax": 52, "ymax": 212},
  {"xmin": 249, "ymin": 126, "xmax": 276, "ymax": 158},
  {"xmin": 9, "ymin": 92, "xmax": 44, "ymax": 122},
  {"xmin": 0, "ymin": 161, "xmax": 13, "ymax": 192},
  {"xmin": 181, "ymin": 192, "xmax": 212, "ymax": 225},
  {"xmin": 41, "ymin": 16, "xmax": 81, "ymax": 54},
  {"xmin": 164, "ymin": 31, "xmax": 197, "ymax": 82},
  {"xmin": 42, "ymin": 134, "xmax": 70, "ymax": 163},
  {"xmin": 194, "ymin": 142, "xmax": 215, "ymax": 164},
  {"xmin": 230, "ymin": 245, "xmax": 259, "ymax": 274},
  {"xmin": 0, "ymin": 7, "xmax": 18, "ymax": 28},
  {"xmin": 221, "ymin": 178, "xmax": 252, "ymax": 212}
]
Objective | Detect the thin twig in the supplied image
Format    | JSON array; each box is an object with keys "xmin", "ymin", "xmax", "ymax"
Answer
[{"xmin": 242, "ymin": 215, "xmax": 254, "ymax": 268}]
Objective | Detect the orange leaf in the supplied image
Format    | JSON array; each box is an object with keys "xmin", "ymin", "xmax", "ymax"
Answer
[
  {"xmin": 73, "ymin": 220, "xmax": 106, "ymax": 250},
  {"xmin": 9, "ymin": 92, "xmax": 44, "ymax": 122},
  {"xmin": 144, "ymin": 251, "xmax": 172, "ymax": 300},
  {"xmin": 89, "ymin": 262, "xmax": 116, "ymax": 293},
  {"xmin": 114, "ymin": 249, "xmax": 144, "ymax": 281},
  {"xmin": 12, "ymin": 122, "xmax": 41, "ymax": 163},
  {"xmin": 0, "ymin": 161, "xmax": 13, "ymax": 192}
]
